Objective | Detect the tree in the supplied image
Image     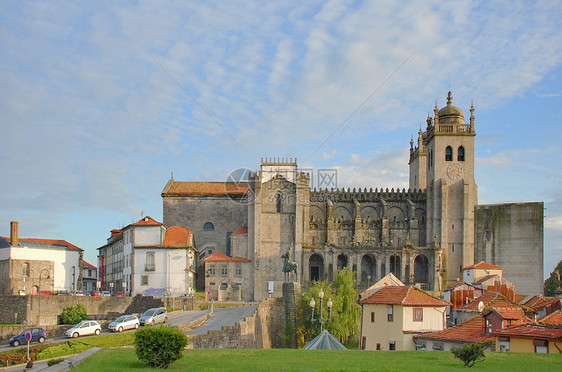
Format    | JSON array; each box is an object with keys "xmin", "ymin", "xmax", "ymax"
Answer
[
  {"xmin": 451, "ymin": 341, "xmax": 492, "ymax": 367},
  {"xmin": 544, "ymin": 260, "xmax": 562, "ymax": 297},
  {"xmin": 61, "ymin": 303, "xmax": 88, "ymax": 324}
]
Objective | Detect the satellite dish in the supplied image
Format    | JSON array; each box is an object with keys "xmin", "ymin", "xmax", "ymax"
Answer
[{"xmin": 477, "ymin": 301, "xmax": 484, "ymax": 313}]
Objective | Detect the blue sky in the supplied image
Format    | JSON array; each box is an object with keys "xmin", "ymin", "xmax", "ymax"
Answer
[{"xmin": 1, "ymin": 1, "xmax": 561, "ymax": 280}]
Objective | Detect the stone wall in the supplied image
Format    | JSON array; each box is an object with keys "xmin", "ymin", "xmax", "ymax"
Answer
[
  {"xmin": 0, "ymin": 295, "xmax": 202, "ymax": 326},
  {"xmin": 188, "ymin": 298, "xmax": 285, "ymax": 349}
]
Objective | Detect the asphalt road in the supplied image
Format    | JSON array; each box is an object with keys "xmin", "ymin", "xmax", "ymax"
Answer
[{"xmin": 186, "ymin": 305, "xmax": 257, "ymax": 335}]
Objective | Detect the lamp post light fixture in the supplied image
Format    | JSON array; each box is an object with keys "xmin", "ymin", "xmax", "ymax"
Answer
[{"xmin": 309, "ymin": 288, "xmax": 333, "ymax": 333}]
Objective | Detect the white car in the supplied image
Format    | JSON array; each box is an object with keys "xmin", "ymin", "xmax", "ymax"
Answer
[
  {"xmin": 108, "ymin": 315, "xmax": 140, "ymax": 332},
  {"xmin": 65, "ymin": 320, "xmax": 102, "ymax": 338}
]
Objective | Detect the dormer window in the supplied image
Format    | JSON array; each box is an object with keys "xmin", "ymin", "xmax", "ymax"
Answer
[
  {"xmin": 445, "ymin": 146, "xmax": 453, "ymax": 161},
  {"xmin": 458, "ymin": 146, "xmax": 465, "ymax": 161}
]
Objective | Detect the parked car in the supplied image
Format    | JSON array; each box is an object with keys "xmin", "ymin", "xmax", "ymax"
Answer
[
  {"xmin": 115, "ymin": 291, "xmax": 124, "ymax": 297},
  {"xmin": 57, "ymin": 290, "xmax": 70, "ymax": 296},
  {"xmin": 10, "ymin": 327, "xmax": 48, "ymax": 347},
  {"xmin": 101, "ymin": 291, "xmax": 111, "ymax": 296},
  {"xmin": 139, "ymin": 307, "xmax": 168, "ymax": 326},
  {"xmin": 37, "ymin": 290, "xmax": 52, "ymax": 296},
  {"xmin": 108, "ymin": 315, "xmax": 139, "ymax": 332},
  {"xmin": 65, "ymin": 320, "xmax": 102, "ymax": 338},
  {"xmin": 74, "ymin": 290, "xmax": 85, "ymax": 296},
  {"xmin": 91, "ymin": 291, "xmax": 100, "ymax": 297}
]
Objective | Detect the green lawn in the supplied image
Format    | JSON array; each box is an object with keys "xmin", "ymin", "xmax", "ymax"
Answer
[{"xmin": 73, "ymin": 348, "xmax": 562, "ymax": 372}]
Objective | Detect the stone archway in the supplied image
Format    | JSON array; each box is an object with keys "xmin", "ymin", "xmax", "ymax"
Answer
[
  {"xmin": 414, "ymin": 255, "xmax": 429, "ymax": 285},
  {"xmin": 337, "ymin": 254, "xmax": 348, "ymax": 270},
  {"xmin": 361, "ymin": 255, "xmax": 376, "ymax": 285},
  {"xmin": 309, "ymin": 254, "xmax": 324, "ymax": 282}
]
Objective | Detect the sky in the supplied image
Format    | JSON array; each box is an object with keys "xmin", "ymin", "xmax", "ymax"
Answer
[{"xmin": 1, "ymin": 1, "xmax": 561, "ymax": 280}]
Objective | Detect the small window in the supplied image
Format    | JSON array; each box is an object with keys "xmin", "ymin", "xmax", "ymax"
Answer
[
  {"xmin": 361, "ymin": 336, "xmax": 367, "ymax": 350},
  {"xmin": 209, "ymin": 265, "xmax": 216, "ymax": 276},
  {"xmin": 235, "ymin": 265, "xmax": 242, "ymax": 276},
  {"xmin": 387, "ymin": 305, "xmax": 394, "ymax": 322},
  {"xmin": 203, "ymin": 222, "xmax": 215, "ymax": 231},
  {"xmin": 22, "ymin": 263, "xmax": 30, "ymax": 277},
  {"xmin": 458, "ymin": 146, "xmax": 465, "ymax": 161},
  {"xmin": 413, "ymin": 307, "xmax": 423, "ymax": 322},
  {"xmin": 389, "ymin": 341, "xmax": 396, "ymax": 351},
  {"xmin": 371, "ymin": 312, "xmax": 375, "ymax": 323},
  {"xmin": 141, "ymin": 275, "xmax": 148, "ymax": 286},
  {"xmin": 276, "ymin": 193, "xmax": 282, "ymax": 213},
  {"xmin": 432, "ymin": 343, "xmax": 444, "ymax": 351},
  {"xmin": 445, "ymin": 146, "xmax": 453, "ymax": 161},
  {"xmin": 146, "ymin": 252, "xmax": 155, "ymax": 271},
  {"xmin": 221, "ymin": 265, "xmax": 228, "ymax": 276},
  {"xmin": 376, "ymin": 343, "xmax": 381, "ymax": 350}
]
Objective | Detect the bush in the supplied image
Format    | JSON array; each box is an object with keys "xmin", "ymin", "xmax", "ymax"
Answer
[
  {"xmin": 451, "ymin": 341, "xmax": 492, "ymax": 367},
  {"xmin": 47, "ymin": 358, "xmax": 65, "ymax": 367},
  {"xmin": 36, "ymin": 340, "xmax": 91, "ymax": 360},
  {"xmin": 79, "ymin": 332, "xmax": 136, "ymax": 348},
  {"xmin": 135, "ymin": 326, "xmax": 188, "ymax": 368},
  {"xmin": 61, "ymin": 303, "xmax": 88, "ymax": 324}
]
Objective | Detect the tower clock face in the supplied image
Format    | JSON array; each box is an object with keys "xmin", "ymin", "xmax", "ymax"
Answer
[{"xmin": 447, "ymin": 163, "xmax": 463, "ymax": 180}]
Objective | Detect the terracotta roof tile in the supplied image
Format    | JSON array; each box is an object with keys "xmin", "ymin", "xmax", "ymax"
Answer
[
  {"xmin": 232, "ymin": 227, "xmax": 248, "ymax": 235},
  {"xmin": 483, "ymin": 307, "xmax": 532, "ymax": 323},
  {"xmin": 521, "ymin": 296, "xmax": 560, "ymax": 311},
  {"xmin": 462, "ymin": 261, "xmax": 502, "ymax": 271},
  {"xmin": 460, "ymin": 292, "xmax": 521, "ymax": 311},
  {"xmin": 131, "ymin": 216, "xmax": 163, "ymax": 226},
  {"xmin": 203, "ymin": 251, "xmax": 250, "ymax": 263},
  {"xmin": 360, "ymin": 285, "xmax": 449, "ymax": 307},
  {"xmin": 539, "ymin": 310, "xmax": 562, "ymax": 326},
  {"xmin": 82, "ymin": 260, "xmax": 97, "ymax": 269},
  {"xmin": 1, "ymin": 237, "xmax": 83, "ymax": 251},
  {"xmin": 163, "ymin": 181, "xmax": 249, "ymax": 197},
  {"xmin": 414, "ymin": 316, "xmax": 493, "ymax": 344},
  {"xmin": 163, "ymin": 226, "xmax": 195, "ymax": 247},
  {"xmin": 493, "ymin": 324, "xmax": 562, "ymax": 340}
]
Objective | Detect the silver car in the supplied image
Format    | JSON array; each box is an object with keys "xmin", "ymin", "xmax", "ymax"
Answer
[
  {"xmin": 108, "ymin": 315, "xmax": 139, "ymax": 332},
  {"xmin": 139, "ymin": 307, "xmax": 168, "ymax": 326},
  {"xmin": 65, "ymin": 320, "xmax": 102, "ymax": 338}
]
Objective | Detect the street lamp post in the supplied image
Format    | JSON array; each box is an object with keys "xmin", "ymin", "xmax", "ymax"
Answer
[{"xmin": 309, "ymin": 289, "xmax": 333, "ymax": 333}]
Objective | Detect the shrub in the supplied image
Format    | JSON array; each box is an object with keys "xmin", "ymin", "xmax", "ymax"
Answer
[
  {"xmin": 47, "ymin": 358, "xmax": 65, "ymax": 367},
  {"xmin": 36, "ymin": 340, "xmax": 91, "ymax": 360},
  {"xmin": 451, "ymin": 341, "xmax": 492, "ymax": 367},
  {"xmin": 135, "ymin": 326, "xmax": 188, "ymax": 368},
  {"xmin": 79, "ymin": 332, "xmax": 136, "ymax": 348},
  {"xmin": 61, "ymin": 303, "xmax": 88, "ymax": 324}
]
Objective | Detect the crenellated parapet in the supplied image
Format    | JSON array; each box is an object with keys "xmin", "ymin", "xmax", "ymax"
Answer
[{"xmin": 310, "ymin": 187, "xmax": 426, "ymax": 203}]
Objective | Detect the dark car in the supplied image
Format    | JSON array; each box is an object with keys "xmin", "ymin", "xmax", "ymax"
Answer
[{"xmin": 10, "ymin": 327, "xmax": 48, "ymax": 347}]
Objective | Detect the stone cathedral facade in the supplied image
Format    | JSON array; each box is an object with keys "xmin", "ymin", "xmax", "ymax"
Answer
[{"xmin": 162, "ymin": 92, "xmax": 543, "ymax": 302}]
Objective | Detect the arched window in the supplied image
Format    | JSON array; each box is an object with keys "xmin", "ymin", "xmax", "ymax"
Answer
[
  {"xmin": 203, "ymin": 222, "xmax": 215, "ymax": 231},
  {"xmin": 457, "ymin": 146, "xmax": 465, "ymax": 161},
  {"xmin": 22, "ymin": 263, "xmax": 29, "ymax": 277},
  {"xmin": 276, "ymin": 193, "xmax": 282, "ymax": 213},
  {"xmin": 445, "ymin": 146, "xmax": 453, "ymax": 161}
]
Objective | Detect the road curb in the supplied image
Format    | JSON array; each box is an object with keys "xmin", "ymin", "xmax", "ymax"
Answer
[{"xmin": 39, "ymin": 347, "xmax": 100, "ymax": 372}]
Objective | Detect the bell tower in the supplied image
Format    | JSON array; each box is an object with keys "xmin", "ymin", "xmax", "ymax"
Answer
[{"xmin": 419, "ymin": 92, "xmax": 477, "ymax": 285}]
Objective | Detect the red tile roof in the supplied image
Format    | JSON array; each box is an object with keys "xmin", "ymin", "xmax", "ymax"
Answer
[
  {"xmin": 462, "ymin": 261, "xmax": 502, "ymax": 271},
  {"xmin": 233, "ymin": 227, "xmax": 248, "ymax": 235},
  {"xmin": 521, "ymin": 296, "xmax": 561, "ymax": 312},
  {"xmin": 360, "ymin": 285, "xmax": 449, "ymax": 307},
  {"xmin": 459, "ymin": 292, "xmax": 520, "ymax": 311},
  {"xmin": 493, "ymin": 324, "xmax": 562, "ymax": 340},
  {"xmin": 472, "ymin": 274, "xmax": 501, "ymax": 285},
  {"xmin": 414, "ymin": 316, "xmax": 493, "ymax": 344},
  {"xmin": 539, "ymin": 310, "xmax": 562, "ymax": 326},
  {"xmin": 483, "ymin": 307, "xmax": 532, "ymax": 323},
  {"xmin": 203, "ymin": 251, "xmax": 250, "ymax": 263},
  {"xmin": 163, "ymin": 226, "xmax": 195, "ymax": 247},
  {"xmin": 162, "ymin": 181, "xmax": 249, "ymax": 197},
  {"xmin": 82, "ymin": 260, "xmax": 97, "ymax": 269},
  {"xmin": 1, "ymin": 237, "xmax": 83, "ymax": 251},
  {"xmin": 131, "ymin": 216, "xmax": 163, "ymax": 226}
]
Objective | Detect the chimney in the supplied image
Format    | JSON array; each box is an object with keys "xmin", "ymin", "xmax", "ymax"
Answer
[{"xmin": 10, "ymin": 221, "xmax": 19, "ymax": 246}]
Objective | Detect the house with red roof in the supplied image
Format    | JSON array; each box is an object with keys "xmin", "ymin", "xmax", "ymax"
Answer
[
  {"xmin": 203, "ymin": 251, "xmax": 252, "ymax": 302},
  {"xmin": 452, "ymin": 291, "xmax": 525, "ymax": 325},
  {"xmin": 359, "ymin": 285, "xmax": 449, "ymax": 351},
  {"xmin": 413, "ymin": 315, "xmax": 494, "ymax": 351},
  {"xmin": 0, "ymin": 221, "xmax": 83, "ymax": 295},
  {"xmin": 539, "ymin": 309, "xmax": 562, "ymax": 326},
  {"xmin": 520, "ymin": 295, "xmax": 561, "ymax": 319},
  {"xmin": 81, "ymin": 259, "xmax": 97, "ymax": 293},
  {"xmin": 97, "ymin": 217, "xmax": 197, "ymax": 296},
  {"xmin": 492, "ymin": 324, "xmax": 562, "ymax": 353}
]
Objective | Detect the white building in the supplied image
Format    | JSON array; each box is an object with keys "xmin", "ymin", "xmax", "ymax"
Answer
[
  {"xmin": 82, "ymin": 260, "xmax": 97, "ymax": 293},
  {"xmin": 0, "ymin": 221, "xmax": 83, "ymax": 295},
  {"xmin": 98, "ymin": 217, "xmax": 197, "ymax": 296}
]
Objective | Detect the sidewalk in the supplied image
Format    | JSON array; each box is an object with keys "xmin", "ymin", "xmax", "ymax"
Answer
[{"xmin": 0, "ymin": 347, "xmax": 100, "ymax": 372}]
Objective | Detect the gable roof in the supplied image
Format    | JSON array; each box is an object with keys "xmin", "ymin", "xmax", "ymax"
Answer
[
  {"xmin": 232, "ymin": 226, "xmax": 248, "ymax": 235},
  {"xmin": 82, "ymin": 260, "xmax": 96, "ymax": 269},
  {"xmin": 492, "ymin": 324, "xmax": 562, "ymax": 340},
  {"xmin": 162, "ymin": 180, "xmax": 248, "ymax": 197},
  {"xmin": 463, "ymin": 261, "xmax": 502, "ymax": 271},
  {"xmin": 360, "ymin": 272, "xmax": 404, "ymax": 300},
  {"xmin": 361, "ymin": 285, "xmax": 449, "ymax": 307},
  {"xmin": 130, "ymin": 216, "xmax": 163, "ymax": 227},
  {"xmin": 482, "ymin": 307, "xmax": 532, "ymax": 323},
  {"xmin": 203, "ymin": 251, "xmax": 250, "ymax": 263},
  {"xmin": 162, "ymin": 226, "xmax": 195, "ymax": 248},
  {"xmin": 414, "ymin": 316, "xmax": 493, "ymax": 344},
  {"xmin": 520, "ymin": 295, "xmax": 561, "ymax": 311},
  {"xmin": 1, "ymin": 236, "xmax": 83, "ymax": 251},
  {"xmin": 459, "ymin": 292, "xmax": 521, "ymax": 311},
  {"xmin": 539, "ymin": 310, "xmax": 562, "ymax": 326}
]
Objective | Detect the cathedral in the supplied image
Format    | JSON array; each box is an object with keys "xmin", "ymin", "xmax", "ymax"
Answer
[{"xmin": 162, "ymin": 92, "xmax": 544, "ymax": 301}]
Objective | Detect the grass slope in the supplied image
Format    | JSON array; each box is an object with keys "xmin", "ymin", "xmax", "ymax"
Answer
[{"xmin": 73, "ymin": 348, "xmax": 562, "ymax": 372}]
